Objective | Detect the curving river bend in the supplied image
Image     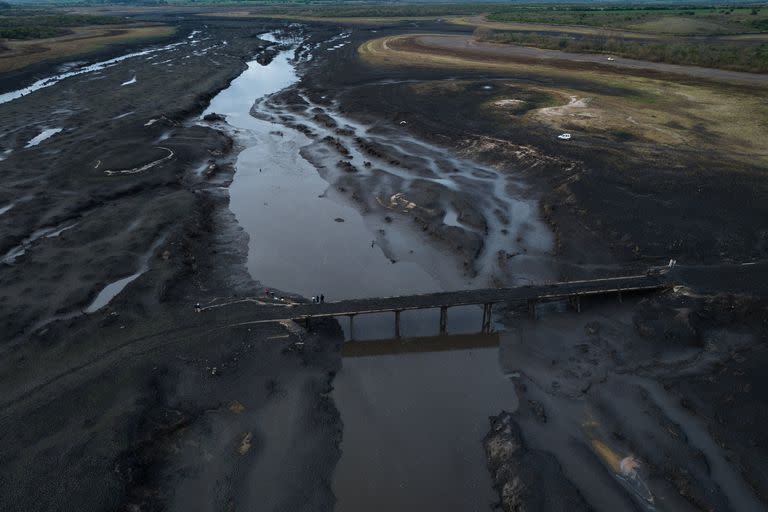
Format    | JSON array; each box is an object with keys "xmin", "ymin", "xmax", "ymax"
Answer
[{"xmin": 204, "ymin": 30, "xmax": 537, "ymax": 512}]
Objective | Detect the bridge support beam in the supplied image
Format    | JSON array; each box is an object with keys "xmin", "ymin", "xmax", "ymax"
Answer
[
  {"xmin": 618, "ymin": 290, "xmax": 623, "ymax": 303},
  {"xmin": 348, "ymin": 314, "xmax": 355, "ymax": 340},
  {"xmin": 481, "ymin": 303, "xmax": 493, "ymax": 333},
  {"xmin": 439, "ymin": 306, "xmax": 448, "ymax": 335},
  {"xmin": 528, "ymin": 299, "xmax": 537, "ymax": 320},
  {"xmin": 394, "ymin": 310, "xmax": 401, "ymax": 339}
]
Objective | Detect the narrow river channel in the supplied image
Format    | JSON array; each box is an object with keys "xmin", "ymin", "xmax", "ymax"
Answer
[{"xmin": 204, "ymin": 31, "xmax": 523, "ymax": 512}]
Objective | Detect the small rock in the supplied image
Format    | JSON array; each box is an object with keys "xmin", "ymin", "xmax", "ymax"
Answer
[
  {"xmin": 238, "ymin": 432, "xmax": 253, "ymax": 455},
  {"xmin": 203, "ymin": 112, "xmax": 226, "ymax": 122},
  {"xmin": 229, "ymin": 401, "xmax": 245, "ymax": 414},
  {"xmin": 334, "ymin": 218, "xmax": 345, "ymax": 223},
  {"xmin": 528, "ymin": 400, "xmax": 547, "ymax": 423}
]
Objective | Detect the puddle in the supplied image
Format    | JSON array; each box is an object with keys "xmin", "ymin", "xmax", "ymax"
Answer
[
  {"xmin": 1, "ymin": 221, "xmax": 77, "ymax": 264},
  {"xmin": 0, "ymin": 39, "xmax": 190, "ymax": 105},
  {"xmin": 113, "ymin": 111, "xmax": 135, "ymax": 120},
  {"xmin": 24, "ymin": 128, "xmax": 63, "ymax": 148},
  {"xmin": 84, "ymin": 235, "xmax": 165, "ymax": 313},
  {"xmin": 0, "ymin": 202, "xmax": 14, "ymax": 215}
]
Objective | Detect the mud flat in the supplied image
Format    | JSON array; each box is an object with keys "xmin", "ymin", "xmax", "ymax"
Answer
[
  {"xmin": 0, "ymin": 19, "xmax": 343, "ymax": 512},
  {"xmin": 202, "ymin": 32, "xmax": 544, "ymax": 509},
  {"xmin": 343, "ymin": 28, "xmax": 768, "ymax": 267},
  {"xmin": 1, "ymin": 12, "xmax": 767, "ymax": 512},
  {"xmin": 300, "ymin": 20, "xmax": 768, "ymax": 511}
]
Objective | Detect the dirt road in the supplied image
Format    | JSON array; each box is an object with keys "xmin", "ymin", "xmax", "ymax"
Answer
[{"xmin": 408, "ymin": 34, "xmax": 768, "ymax": 87}]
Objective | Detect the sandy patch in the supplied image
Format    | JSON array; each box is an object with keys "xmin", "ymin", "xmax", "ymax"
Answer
[
  {"xmin": 535, "ymin": 95, "xmax": 592, "ymax": 118},
  {"xmin": 493, "ymin": 98, "xmax": 526, "ymax": 108}
]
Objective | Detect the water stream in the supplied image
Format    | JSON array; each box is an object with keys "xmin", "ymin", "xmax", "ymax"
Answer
[
  {"xmin": 24, "ymin": 128, "xmax": 63, "ymax": 148},
  {"xmin": 204, "ymin": 36, "xmax": 446, "ymax": 301},
  {"xmin": 203, "ymin": 30, "xmax": 527, "ymax": 512},
  {"xmin": 84, "ymin": 235, "xmax": 166, "ymax": 313}
]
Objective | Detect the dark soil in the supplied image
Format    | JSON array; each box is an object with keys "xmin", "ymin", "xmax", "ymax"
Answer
[
  {"xmin": 299, "ymin": 24, "xmax": 768, "ymax": 273},
  {"xmin": 0, "ymin": 18, "xmax": 343, "ymax": 512},
  {"xmin": 1, "ymin": 13, "xmax": 767, "ymax": 512}
]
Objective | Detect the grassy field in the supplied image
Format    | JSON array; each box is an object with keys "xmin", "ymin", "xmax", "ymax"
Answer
[
  {"xmin": 448, "ymin": 13, "xmax": 768, "ymax": 40},
  {"xmin": 0, "ymin": 5, "xmax": 176, "ymax": 73},
  {"xmin": 194, "ymin": 4, "xmax": 768, "ymax": 37},
  {"xmin": 485, "ymin": 6, "xmax": 768, "ymax": 35},
  {"xmin": 359, "ymin": 34, "xmax": 768, "ymax": 168},
  {"xmin": 198, "ymin": 3, "xmax": 489, "ymax": 19},
  {"xmin": 476, "ymin": 29, "xmax": 768, "ymax": 73},
  {"xmin": 0, "ymin": 24, "xmax": 175, "ymax": 73},
  {"xmin": 200, "ymin": 11, "xmax": 440, "ymax": 25},
  {"xmin": 0, "ymin": 14, "xmax": 125, "ymax": 40}
]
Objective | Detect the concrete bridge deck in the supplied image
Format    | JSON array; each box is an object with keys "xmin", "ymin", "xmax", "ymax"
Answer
[{"xmin": 200, "ymin": 272, "xmax": 673, "ymax": 336}]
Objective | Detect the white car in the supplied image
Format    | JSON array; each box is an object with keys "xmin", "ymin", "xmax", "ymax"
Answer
[
  {"xmin": 558, "ymin": 133, "xmax": 572, "ymax": 140},
  {"xmin": 607, "ymin": 57, "xmax": 615, "ymax": 61}
]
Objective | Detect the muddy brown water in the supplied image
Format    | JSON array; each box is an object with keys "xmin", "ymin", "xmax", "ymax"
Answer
[
  {"xmin": 202, "ymin": 31, "xmax": 530, "ymax": 511},
  {"xmin": 335, "ymin": 336, "xmax": 517, "ymax": 512},
  {"xmin": 201, "ymin": 28, "xmax": 765, "ymax": 512}
]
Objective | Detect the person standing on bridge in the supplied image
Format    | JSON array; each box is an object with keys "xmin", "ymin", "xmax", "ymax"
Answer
[{"xmin": 320, "ymin": 294, "xmax": 324, "ymax": 303}]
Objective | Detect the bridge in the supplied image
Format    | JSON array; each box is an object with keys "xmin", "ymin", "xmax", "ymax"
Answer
[{"xmin": 201, "ymin": 272, "xmax": 673, "ymax": 338}]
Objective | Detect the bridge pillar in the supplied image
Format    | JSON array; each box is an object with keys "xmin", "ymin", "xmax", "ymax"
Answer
[
  {"xmin": 439, "ymin": 306, "xmax": 448, "ymax": 335},
  {"xmin": 575, "ymin": 295, "xmax": 581, "ymax": 313},
  {"xmin": 528, "ymin": 299, "xmax": 537, "ymax": 320},
  {"xmin": 348, "ymin": 314, "xmax": 355, "ymax": 341},
  {"xmin": 482, "ymin": 303, "xmax": 493, "ymax": 333},
  {"xmin": 618, "ymin": 290, "xmax": 623, "ymax": 303},
  {"xmin": 394, "ymin": 310, "xmax": 401, "ymax": 339},
  {"xmin": 305, "ymin": 316, "xmax": 311, "ymax": 330}
]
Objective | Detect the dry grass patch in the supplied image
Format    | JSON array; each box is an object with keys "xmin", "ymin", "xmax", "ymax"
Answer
[
  {"xmin": 446, "ymin": 15, "xmax": 665, "ymax": 40},
  {"xmin": 199, "ymin": 11, "xmax": 436, "ymax": 25},
  {"xmin": 446, "ymin": 14, "xmax": 768, "ymax": 42},
  {"xmin": 626, "ymin": 16, "xmax": 731, "ymax": 35},
  {"xmin": 0, "ymin": 24, "xmax": 175, "ymax": 73},
  {"xmin": 360, "ymin": 35, "xmax": 768, "ymax": 167}
]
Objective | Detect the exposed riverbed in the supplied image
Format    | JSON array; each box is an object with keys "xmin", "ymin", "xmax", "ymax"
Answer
[
  {"xmin": 195, "ymin": 23, "xmax": 765, "ymax": 512},
  {"xmin": 202, "ymin": 30, "xmax": 535, "ymax": 511},
  {"xmin": 1, "ymin": 15, "xmax": 765, "ymax": 512}
]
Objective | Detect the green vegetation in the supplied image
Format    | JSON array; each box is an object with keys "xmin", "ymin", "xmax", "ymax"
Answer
[
  {"xmin": 487, "ymin": 6, "xmax": 768, "ymax": 35},
  {"xmin": 476, "ymin": 28, "xmax": 768, "ymax": 73},
  {"xmin": 189, "ymin": 3, "xmax": 768, "ymax": 36},
  {"xmin": 0, "ymin": 14, "xmax": 126, "ymax": 40},
  {"xmin": 224, "ymin": 3, "xmax": 493, "ymax": 18}
]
